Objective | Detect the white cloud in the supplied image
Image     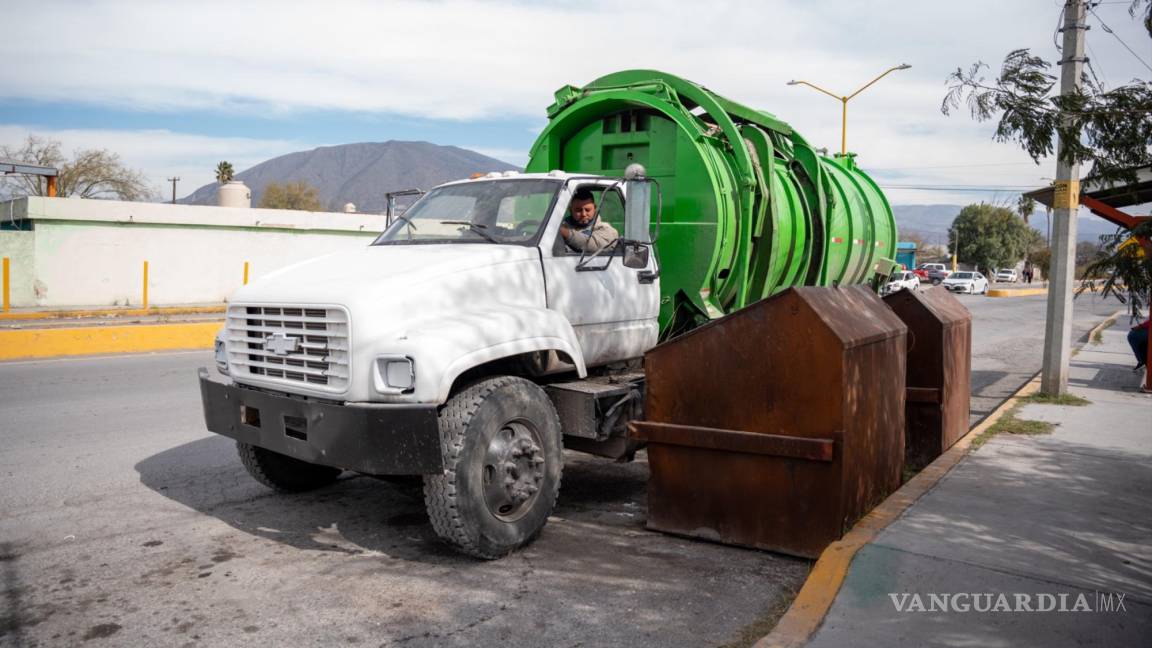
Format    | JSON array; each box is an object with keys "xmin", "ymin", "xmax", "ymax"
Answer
[
  {"xmin": 2, "ymin": 0, "xmax": 1146, "ymax": 204},
  {"xmin": 0, "ymin": 126, "xmax": 306, "ymax": 200},
  {"xmin": 5, "ymin": 0, "xmax": 1145, "ymax": 120}
]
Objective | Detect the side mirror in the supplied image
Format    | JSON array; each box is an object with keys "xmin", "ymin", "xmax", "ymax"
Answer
[
  {"xmin": 624, "ymin": 164, "xmax": 653, "ymax": 245},
  {"xmin": 623, "ymin": 242, "xmax": 650, "ymax": 269}
]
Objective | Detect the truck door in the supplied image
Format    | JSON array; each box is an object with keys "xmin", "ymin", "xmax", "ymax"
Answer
[{"xmin": 541, "ymin": 183, "xmax": 660, "ymax": 367}]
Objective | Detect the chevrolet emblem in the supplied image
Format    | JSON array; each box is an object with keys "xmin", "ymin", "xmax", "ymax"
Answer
[{"xmin": 264, "ymin": 332, "xmax": 300, "ymax": 356}]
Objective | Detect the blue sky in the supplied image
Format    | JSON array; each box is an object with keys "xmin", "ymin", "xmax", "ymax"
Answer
[
  {"xmin": 1, "ymin": 0, "xmax": 1148, "ymax": 205},
  {"xmin": 0, "ymin": 99, "xmax": 538, "ymax": 159}
]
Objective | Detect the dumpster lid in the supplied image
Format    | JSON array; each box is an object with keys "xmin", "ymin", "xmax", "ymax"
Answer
[
  {"xmin": 654, "ymin": 285, "xmax": 905, "ymax": 352},
  {"xmin": 884, "ymin": 286, "xmax": 971, "ymax": 329},
  {"xmin": 793, "ymin": 286, "xmax": 908, "ymax": 348}
]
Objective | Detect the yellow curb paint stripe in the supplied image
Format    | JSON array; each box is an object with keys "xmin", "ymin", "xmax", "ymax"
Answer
[
  {"xmin": 987, "ymin": 288, "xmax": 1048, "ymax": 297},
  {"xmin": 755, "ymin": 309, "xmax": 1123, "ymax": 648},
  {"xmin": 0, "ymin": 321, "xmax": 221, "ymax": 360},
  {"xmin": 0, "ymin": 305, "xmax": 226, "ymax": 321}
]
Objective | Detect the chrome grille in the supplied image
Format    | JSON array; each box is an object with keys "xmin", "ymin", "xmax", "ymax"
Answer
[{"xmin": 225, "ymin": 304, "xmax": 350, "ymax": 392}]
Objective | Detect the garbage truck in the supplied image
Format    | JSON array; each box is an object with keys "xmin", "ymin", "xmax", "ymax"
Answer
[{"xmin": 198, "ymin": 69, "xmax": 898, "ymax": 559}]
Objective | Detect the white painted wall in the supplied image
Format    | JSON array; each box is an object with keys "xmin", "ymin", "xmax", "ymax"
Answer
[{"xmin": 0, "ymin": 197, "xmax": 387, "ymax": 308}]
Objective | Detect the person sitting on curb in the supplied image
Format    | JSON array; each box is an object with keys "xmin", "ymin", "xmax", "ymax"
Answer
[
  {"xmin": 559, "ymin": 188, "xmax": 619, "ymax": 253},
  {"xmin": 1128, "ymin": 317, "xmax": 1149, "ymax": 372}
]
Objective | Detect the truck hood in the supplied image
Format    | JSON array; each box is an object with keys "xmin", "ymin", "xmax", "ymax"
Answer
[{"xmin": 230, "ymin": 244, "xmax": 542, "ymax": 305}]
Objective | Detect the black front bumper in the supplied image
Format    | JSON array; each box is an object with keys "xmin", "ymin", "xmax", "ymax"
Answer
[{"xmin": 198, "ymin": 368, "xmax": 443, "ymax": 475}]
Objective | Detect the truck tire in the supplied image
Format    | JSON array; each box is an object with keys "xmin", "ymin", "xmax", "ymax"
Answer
[
  {"xmin": 236, "ymin": 442, "xmax": 342, "ymax": 492},
  {"xmin": 423, "ymin": 376, "xmax": 563, "ymax": 559}
]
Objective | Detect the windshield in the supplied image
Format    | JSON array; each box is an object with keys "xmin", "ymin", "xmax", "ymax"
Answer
[
  {"xmin": 952, "ymin": 272, "xmax": 974, "ymax": 279},
  {"xmin": 373, "ymin": 179, "xmax": 560, "ymax": 246}
]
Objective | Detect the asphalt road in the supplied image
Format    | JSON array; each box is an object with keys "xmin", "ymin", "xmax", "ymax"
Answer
[{"xmin": 0, "ymin": 289, "xmax": 1126, "ymax": 647}]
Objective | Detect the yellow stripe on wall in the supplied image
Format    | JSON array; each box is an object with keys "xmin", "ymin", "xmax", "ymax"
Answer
[{"xmin": 0, "ymin": 322, "xmax": 222, "ymax": 360}]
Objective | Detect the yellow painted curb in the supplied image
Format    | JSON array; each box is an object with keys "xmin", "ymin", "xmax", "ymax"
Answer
[
  {"xmin": 755, "ymin": 381, "xmax": 1039, "ymax": 648},
  {"xmin": 754, "ymin": 309, "xmax": 1122, "ymax": 648},
  {"xmin": 0, "ymin": 305, "xmax": 226, "ymax": 321},
  {"xmin": 987, "ymin": 288, "xmax": 1047, "ymax": 297},
  {"xmin": 0, "ymin": 321, "xmax": 221, "ymax": 360}
]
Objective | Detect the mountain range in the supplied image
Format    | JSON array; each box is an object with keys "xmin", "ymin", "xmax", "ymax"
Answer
[
  {"xmin": 182, "ymin": 141, "xmax": 518, "ymax": 212},
  {"xmin": 892, "ymin": 204, "xmax": 1119, "ymax": 246}
]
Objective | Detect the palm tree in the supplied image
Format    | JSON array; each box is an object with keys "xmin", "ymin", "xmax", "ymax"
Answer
[
  {"xmin": 215, "ymin": 161, "xmax": 235, "ymax": 184},
  {"xmin": 1016, "ymin": 195, "xmax": 1035, "ymax": 225}
]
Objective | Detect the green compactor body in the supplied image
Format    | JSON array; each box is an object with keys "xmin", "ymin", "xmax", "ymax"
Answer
[{"xmin": 524, "ymin": 69, "xmax": 897, "ymax": 331}]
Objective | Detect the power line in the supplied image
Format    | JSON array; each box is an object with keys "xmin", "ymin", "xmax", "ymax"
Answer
[
  {"xmin": 1085, "ymin": 42, "xmax": 1109, "ymax": 88},
  {"xmin": 879, "ymin": 185, "xmax": 1036, "ymax": 192},
  {"xmin": 1087, "ymin": 5, "xmax": 1152, "ymax": 73},
  {"xmin": 870, "ymin": 162, "xmax": 1039, "ymax": 171}
]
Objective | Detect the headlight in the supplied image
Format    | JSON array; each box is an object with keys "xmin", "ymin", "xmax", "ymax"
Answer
[
  {"xmin": 214, "ymin": 330, "xmax": 229, "ymax": 375},
  {"xmin": 373, "ymin": 355, "xmax": 415, "ymax": 394}
]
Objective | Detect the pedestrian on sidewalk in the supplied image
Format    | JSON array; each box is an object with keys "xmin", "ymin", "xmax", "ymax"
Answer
[{"xmin": 1129, "ymin": 317, "xmax": 1150, "ymax": 371}]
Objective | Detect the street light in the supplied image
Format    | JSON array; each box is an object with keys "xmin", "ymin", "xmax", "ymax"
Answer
[{"xmin": 786, "ymin": 64, "xmax": 911, "ymax": 157}]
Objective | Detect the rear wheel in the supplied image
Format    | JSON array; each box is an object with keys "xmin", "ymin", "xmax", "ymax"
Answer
[
  {"xmin": 423, "ymin": 376, "xmax": 563, "ymax": 559},
  {"xmin": 237, "ymin": 442, "xmax": 342, "ymax": 492}
]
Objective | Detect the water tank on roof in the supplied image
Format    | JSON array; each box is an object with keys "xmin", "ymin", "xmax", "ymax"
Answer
[{"xmin": 218, "ymin": 180, "xmax": 251, "ymax": 208}]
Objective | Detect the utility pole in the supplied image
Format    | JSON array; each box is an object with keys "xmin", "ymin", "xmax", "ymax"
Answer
[
  {"xmin": 1041, "ymin": 0, "xmax": 1086, "ymax": 395},
  {"xmin": 167, "ymin": 177, "xmax": 180, "ymax": 204}
]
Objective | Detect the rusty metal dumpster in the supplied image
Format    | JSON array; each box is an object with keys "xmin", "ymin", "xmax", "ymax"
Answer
[
  {"xmin": 883, "ymin": 286, "xmax": 972, "ymax": 470},
  {"xmin": 630, "ymin": 285, "xmax": 907, "ymax": 558}
]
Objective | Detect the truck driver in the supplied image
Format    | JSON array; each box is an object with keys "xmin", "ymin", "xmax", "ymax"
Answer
[{"xmin": 559, "ymin": 188, "xmax": 619, "ymax": 253}]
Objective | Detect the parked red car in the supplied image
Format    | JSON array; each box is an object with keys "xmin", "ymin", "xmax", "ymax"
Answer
[{"xmin": 914, "ymin": 263, "xmax": 950, "ymax": 283}]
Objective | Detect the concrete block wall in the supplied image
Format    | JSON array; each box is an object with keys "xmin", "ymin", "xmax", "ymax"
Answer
[{"xmin": 0, "ymin": 196, "xmax": 387, "ymax": 308}]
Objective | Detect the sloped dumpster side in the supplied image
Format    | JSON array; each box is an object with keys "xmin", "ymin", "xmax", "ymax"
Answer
[
  {"xmin": 631, "ymin": 285, "xmax": 907, "ymax": 558},
  {"xmin": 883, "ymin": 287, "xmax": 971, "ymax": 470}
]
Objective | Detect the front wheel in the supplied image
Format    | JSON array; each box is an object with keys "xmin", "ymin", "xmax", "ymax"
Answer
[{"xmin": 423, "ymin": 376, "xmax": 563, "ymax": 559}]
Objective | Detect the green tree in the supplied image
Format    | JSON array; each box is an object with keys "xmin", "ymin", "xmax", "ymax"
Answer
[
  {"xmin": 942, "ymin": 2, "xmax": 1152, "ymax": 184},
  {"xmin": 948, "ymin": 203, "xmax": 1033, "ymax": 271},
  {"xmin": 1031, "ymin": 247, "xmax": 1052, "ymax": 280},
  {"xmin": 0, "ymin": 135, "xmax": 155, "ymax": 201},
  {"xmin": 259, "ymin": 180, "xmax": 321, "ymax": 211},
  {"xmin": 1023, "ymin": 227, "xmax": 1048, "ymax": 265},
  {"xmin": 215, "ymin": 161, "xmax": 234, "ymax": 183}
]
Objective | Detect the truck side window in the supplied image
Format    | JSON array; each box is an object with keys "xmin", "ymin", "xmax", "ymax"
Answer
[{"xmin": 598, "ymin": 189, "xmax": 624, "ymax": 232}]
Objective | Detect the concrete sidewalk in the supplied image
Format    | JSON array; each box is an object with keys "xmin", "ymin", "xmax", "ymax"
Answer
[{"xmin": 805, "ymin": 319, "xmax": 1152, "ymax": 647}]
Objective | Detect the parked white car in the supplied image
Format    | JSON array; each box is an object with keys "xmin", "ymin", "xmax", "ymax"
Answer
[
  {"xmin": 995, "ymin": 268, "xmax": 1018, "ymax": 283},
  {"xmin": 942, "ymin": 271, "xmax": 989, "ymax": 294},
  {"xmin": 882, "ymin": 270, "xmax": 920, "ymax": 295}
]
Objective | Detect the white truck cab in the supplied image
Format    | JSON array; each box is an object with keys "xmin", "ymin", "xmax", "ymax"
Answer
[{"xmin": 200, "ymin": 169, "xmax": 660, "ymax": 558}]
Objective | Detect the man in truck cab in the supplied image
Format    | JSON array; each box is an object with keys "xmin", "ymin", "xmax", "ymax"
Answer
[{"xmin": 559, "ymin": 188, "xmax": 619, "ymax": 253}]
